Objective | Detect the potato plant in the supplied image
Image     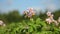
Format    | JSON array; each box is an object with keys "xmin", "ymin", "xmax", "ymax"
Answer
[{"xmin": 0, "ymin": 18, "xmax": 60, "ymax": 34}]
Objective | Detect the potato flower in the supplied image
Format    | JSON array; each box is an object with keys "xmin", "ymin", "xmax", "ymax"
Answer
[
  {"xmin": 0, "ymin": 20, "xmax": 6, "ymax": 26},
  {"xmin": 46, "ymin": 11, "xmax": 58, "ymax": 26},
  {"xmin": 23, "ymin": 8, "xmax": 35, "ymax": 19},
  {"xmin": 46, "ymin": 11, "xmax": 52, "ymax": 17},
  {"xmin": 0, "ymin": 20, "xmax": 4, "ymax": 26},
  {"xmin": 46, "ymin": 18, "xmax": 52, "ymax": 24}
]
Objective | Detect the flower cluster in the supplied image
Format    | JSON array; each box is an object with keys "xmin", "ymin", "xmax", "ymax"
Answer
[
  {"xmin": 46, "ymin": 11, "xmax": 58, "ymax": 26},
  {"xmin": 23, "ymin": 8, "xmax": 35, "ymax": 18}
]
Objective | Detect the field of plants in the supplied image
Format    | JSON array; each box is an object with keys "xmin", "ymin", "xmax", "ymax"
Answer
[
  {"xmin": 0, "ymin": 18, "xmax": 60, "ymax": 34},
  {"xmin": 0, "ymin": 0, "xmax": 60, "ymax": 34},
  {"xmin": 0, "ymin": 10, "xmax": 60, "ymax": 34}
]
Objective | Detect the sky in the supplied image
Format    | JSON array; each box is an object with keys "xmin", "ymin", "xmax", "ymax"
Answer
[{"xmin": 0, "ymin": 0, "xmax": 60, "ymax": 14}]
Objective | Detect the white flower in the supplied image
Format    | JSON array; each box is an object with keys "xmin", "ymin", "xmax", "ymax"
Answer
[
  {"xmin": 0, "ymin": 20, "xmax": 6, "ymax": 26},
  {"xmin": 46, "ymin": 18, "xmax": 52, "ymax": 24},
  {"xmin": 24, "ymin": 8, "xmax": 35, "ymax": 18},
  {"xmin": 0, "ymin": 20, "xmax": 4, "ymax": 25},
  {"xmin": 46, "ymin": 11, "xmax": 59, "ymax": 26},
  {"xmin": 46, "ymin": 11, "xmax": 52, "ymax": 17}
]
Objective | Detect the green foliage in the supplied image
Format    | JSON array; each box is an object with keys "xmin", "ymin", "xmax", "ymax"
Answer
[
  {"xmin": 0, "ymin": 18, "xmax": 60, "ymax": 34},
  {"xmin": 0, "ymin": 10, "xmax": 22, "ymax": 23},
  {"xmin": 0, "ymin": 9, "xmax": 60, "ymax": 34},
  {"xmin": 52, "ymin": 10, "xmax": 60, "ymax": 20}
]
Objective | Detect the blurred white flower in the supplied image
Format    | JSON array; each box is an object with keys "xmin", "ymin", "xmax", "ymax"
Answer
[
  {"xmin": 29, "ymin": 8, "xmax": 35, "ymax": 16},
  {"xmin": 24, "ymin": 8, "xmax": 35, "ymax": 18},
  {"xmin": 0, "ymin": 20, "xmax": 6, "ymax": 26},
  {"xmin": 58, "ymin": 17, "xmax": 60, "ymax": 22},
  {"xmin": 0, "ymin": 20, "xmax": 3, "ymax": 25},
  {"xmin": 46, "ymin": 11, "xmax": 52, "ymax": 17},
  {"xmin": 46, "ymin": 18, "xmax": 52, "ymax": 24},
  {"xmin": 46, "ymin": 11, "xmax": 58, "ymax": 25},
  {"xmin": 49, "ymin": 14, "xmax": 54, "ymax": 20}
]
